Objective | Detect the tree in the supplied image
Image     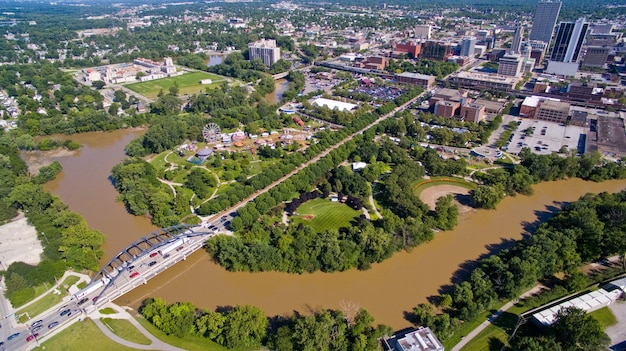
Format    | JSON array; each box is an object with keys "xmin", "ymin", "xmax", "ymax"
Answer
[
  {"xmin": 551, "ymin": 306, "xmax": 610, "ymax": 351},
  {"xmin": 91, "ymin": 80, "xmax": 105, "ymax": 89},
  {"xmin": 471, "ymin": 184, "xmax": 504, "ymax": 209},
  {"xmin": 434, "ymin": 194, "xmax": 458, "ymax": 230},
  {"xmin": 511, "ymin": 336, "xmax": 562, "ymax": 351},
  {"xmin": 222, "ymin": 305, "xmax": 268, "ymax": 348}
]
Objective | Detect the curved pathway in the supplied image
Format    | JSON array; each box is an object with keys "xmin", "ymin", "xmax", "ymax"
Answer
[{"xmin": 91, "ymin": 303, "xmax": 186, "ymax": 351}]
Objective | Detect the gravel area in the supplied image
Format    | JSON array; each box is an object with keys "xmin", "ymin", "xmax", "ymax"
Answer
[
  {"xmin": 608, "ymin": 299, "xmax": 626, "ymax": 350},
  {"xmin": 0, "ymin": 216, "xmax": 43, "ymax": 268}
]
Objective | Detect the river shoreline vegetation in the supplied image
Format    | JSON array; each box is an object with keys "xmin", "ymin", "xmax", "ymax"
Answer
[
  {"xmin": 0, "ymin": 129, "xmax": 105, "ymax": 307},
  {"xmin": 140, "ymin": 190, "xmax": 626, "ymax": 351},
  {"xmin": 140, "ymin": 297, "xmax": 392, "ymax": 351}
]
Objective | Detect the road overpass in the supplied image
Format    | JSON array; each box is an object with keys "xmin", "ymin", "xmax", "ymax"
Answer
[
  {"xmin": 1, "ymin": 224, "xmax": 220, "ymax": 351},
  {"xmin": 80, "ymin": 224, "xmax": 216, "ymax": 311}
]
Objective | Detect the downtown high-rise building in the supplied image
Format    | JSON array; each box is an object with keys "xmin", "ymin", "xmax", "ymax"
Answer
[
  {"xmin": 546, "ymin": 18, "xmax": 589, "ymax": 75},
  {"xmin": 529, "ymin": 0, "xmax": 562, "ymax": 44},
  {"xmin": 460, "ymin": 36, "xmax": 476, "ymax": 57},
  {"xmin": 511, "ymin": 25, "xmax": 524, "ymax": 54},
  {"xmin": 248, "ymin": 39, "xmax": 281, "ymax": 67},
  {"xmin": 550, "ymin": 18, "xmax": 589, "ymax": 63}
]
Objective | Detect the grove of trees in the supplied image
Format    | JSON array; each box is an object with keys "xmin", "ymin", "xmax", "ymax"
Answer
[{"xmin": 141, "ymin": 297, "xmax": 392, "ymax": 351}]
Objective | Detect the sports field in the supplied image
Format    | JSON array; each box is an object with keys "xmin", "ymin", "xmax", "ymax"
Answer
[
  {"xmin": 125, "ymin": 71, "xmax": 225, "ymax": 99},
  {"xmin": 292, "ymin": 198, "xmax": 360, "ymax": 232}
]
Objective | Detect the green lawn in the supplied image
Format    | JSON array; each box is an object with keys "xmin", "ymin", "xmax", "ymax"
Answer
[
  {"xmin": 125, "ymin": 71, "xmax": 225, "ymax": 99},
  {"xmin": 99, "ymin": 307, "xmax": 117, "ymax": 315},
  {"xmin": 458, "ymin": 310, "xmax": 519, "ymax": 351},
  {"xmin": 444, "ymin": 305, "xmax": 506, "ymax": 350},
  {"xmin": 589, "ymin": 307, "xmax": 617, "ymax": 328},
  {"xmin": 33, "ymin": 319, "xmax": 145, "ymax": 351},
  {"xmin": 101, "ymin": 318, "xmax": 152, "ymax": 345},
  {"xmin": 291, "ymin": 198, "xmax": 361, "ymax": 232},
  {"xmin": 413, "ymin": 177, "xmax": 477, "ymax": 197},
  {"xmin": 135, "ymin": 316, "xmax": 251, "ymax": 351},
  {"xmin": 17, "ymin": 276, "xmax": 81, "ymax": 318}
]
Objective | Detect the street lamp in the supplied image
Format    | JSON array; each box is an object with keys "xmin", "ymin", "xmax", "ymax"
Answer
[{"xmin": 40, "ymin": 232, "xmax": 49, "ymax": 244}]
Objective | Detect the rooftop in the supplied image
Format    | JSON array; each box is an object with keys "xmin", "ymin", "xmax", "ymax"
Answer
[
  {"xmin": 311, "ymin": 97, "xmax": 358, "ymax": 112},
  {"xmin": 538, "ymin": 99, "xmax": 570, "ymax": 112},
  {"xmin": 455, "ymin": 71, "xmax": 518, "ymax": 84},
  {"xmin": 385, "ymin": 327, "xmax": 444, "ymax": 351},
  {"xmin": 397, "ymin": 72, "xmax": 434, "ymax": 80}
]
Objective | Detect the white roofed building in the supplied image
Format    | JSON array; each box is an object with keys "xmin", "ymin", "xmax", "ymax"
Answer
[
  {"xmin": 311, "ymin": 98, "xmax": 357, "ymax": 112},
  {"xmin": 382, "ymin": 327, "xmax": 445, "ymax": 351}
]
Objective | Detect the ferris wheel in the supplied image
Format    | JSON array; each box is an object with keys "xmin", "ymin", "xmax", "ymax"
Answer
[{"xmin": 202, "ymin": 123, "xmax": 221, "ymax": 142}]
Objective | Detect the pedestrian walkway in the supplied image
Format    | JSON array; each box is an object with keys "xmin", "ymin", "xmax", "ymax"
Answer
[{"xmin": 91, "ymin": 303, "xmax": 187, "ymax": 351}]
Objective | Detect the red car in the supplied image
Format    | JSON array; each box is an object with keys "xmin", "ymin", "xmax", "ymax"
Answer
[
  {"xmin": 26, "ymin": 334, "xmax": 39, "ymax": 342},
  {"xmin": 130, "ymin": 272, "xmax": 139, "ymax": 278},
  {"xmin": 149, "ymin": 252, "xmax": 158, "ymax": 258}
]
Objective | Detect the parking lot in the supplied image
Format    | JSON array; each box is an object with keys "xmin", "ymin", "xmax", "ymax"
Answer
[{"xmin": 502, "ymin": 115, "xmax": 587, "ymax": 155}]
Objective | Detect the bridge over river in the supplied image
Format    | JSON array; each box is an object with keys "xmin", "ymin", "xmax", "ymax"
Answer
[
  {"xmin": 82, "ymin": 224, "xmax": 219, "ymax": 311},
  {"xmin": 2, "ymin": 223, "xmax": 223, "ymax": 351}
]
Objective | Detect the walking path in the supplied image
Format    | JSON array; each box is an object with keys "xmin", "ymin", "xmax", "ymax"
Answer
[
  {"xmin": 91, "ymin": 303, "xmax": 187, "ymax": 351},
  {"xmin": 450, "ymin": 284, "xmax": 543, "ymax": 351}
]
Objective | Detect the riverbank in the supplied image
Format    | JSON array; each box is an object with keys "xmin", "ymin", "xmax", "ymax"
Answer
[{"xmin": 38, "ymin": 127, "xmax": 626, "ymax": 330}]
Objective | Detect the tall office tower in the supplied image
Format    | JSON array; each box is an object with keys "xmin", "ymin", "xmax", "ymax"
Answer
[
  {"xmin": 460, "ymin": 36, "xmax": 476, "ymax": 57},
  {"xmin": 529, "ymin": 0, "xmax": 562, "ymax": 44},
  {"xmin": 511, "ymin": 25, "xmax": 524, "ymax": 54},
  {"xmin": 248, "ymin": 39, "xmax": 281, "ymax": 67},
  {"xmin": 414, "ymin": 25, "xmax": 432, "ymax": 40},
  {"xmin": 546, "ymin": 18, "xmax": 588, "ymax": 75},
  {"xmin": 550, "ymin": 18, "xmax": 589, "ymax": 63}
]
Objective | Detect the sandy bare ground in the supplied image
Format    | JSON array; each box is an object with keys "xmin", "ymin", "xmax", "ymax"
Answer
[
  {"xmin": 0, "ymin": 216, "xmax": 43, "ymax": 267},
  {"xmin": 21, "ymin": 148, "xmax": 76, "ymax": 176},
  {"xmin": 419, "ymin": 185, "xmax": 473, "ymax": 214}
]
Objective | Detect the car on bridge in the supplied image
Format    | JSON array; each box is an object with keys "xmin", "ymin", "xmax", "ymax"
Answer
[
  {"xmin": 149, "ymin": 261, "xmax": 157, "ymax": 267},
  {"xmin": 130, "ymin": 272, "xmax": 139, "ymax": 278}
]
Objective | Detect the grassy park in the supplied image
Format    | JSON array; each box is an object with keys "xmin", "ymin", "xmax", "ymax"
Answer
[
  {"xmin": 291, "ymin": 198, "xmax": 360, "ymax": 232},
  {"xmin": 34, "ymin": 319, "xmax": 140, "ymax": 351},
  {"xmin": 125, "ymin": 71, "xmax": 225, "ymax": 99},
  {"xmin": 17, "ymin": 276, "xmax": 80, "ymax": 319},
  {"xmin": 101, "ymin": 318, "xmax": 152, "ymax": 345}
]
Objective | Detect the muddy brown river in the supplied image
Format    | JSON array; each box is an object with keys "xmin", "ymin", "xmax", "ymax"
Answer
[{"xmin": 43, "ymin": 129, "xmax": 626, "ymax": 329}]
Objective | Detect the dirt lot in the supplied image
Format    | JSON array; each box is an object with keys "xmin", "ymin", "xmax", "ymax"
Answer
[
  {"xmin": 0, "ymin": 216, "xmax": 43, "ymax": 267},
  {"xmin": 21, "ymin": 148, "xmax": 76, "ymax": 175},
  {"xmin": 419, "ymin": 185, "xmax": 473, "ymax": 214}
]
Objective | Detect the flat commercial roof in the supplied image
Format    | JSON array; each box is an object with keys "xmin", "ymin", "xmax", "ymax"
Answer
[
  {"xmin": 539, "ymin": 99, "xmax": 570, "ymax": 113},
  {"xmin": 397, "ymin": 71, "xmax": 435, "ymax": 80},
  {"xmin": 531, "ymin": 288, "xmax": 622, "ymax": 327},
  {"xmin": 311, "ymin": 97, "xmax": 358, "ymax": 112},
  {"xmin": 455, "ymin": 71, "xmax": 518, "ymax": 84}
]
